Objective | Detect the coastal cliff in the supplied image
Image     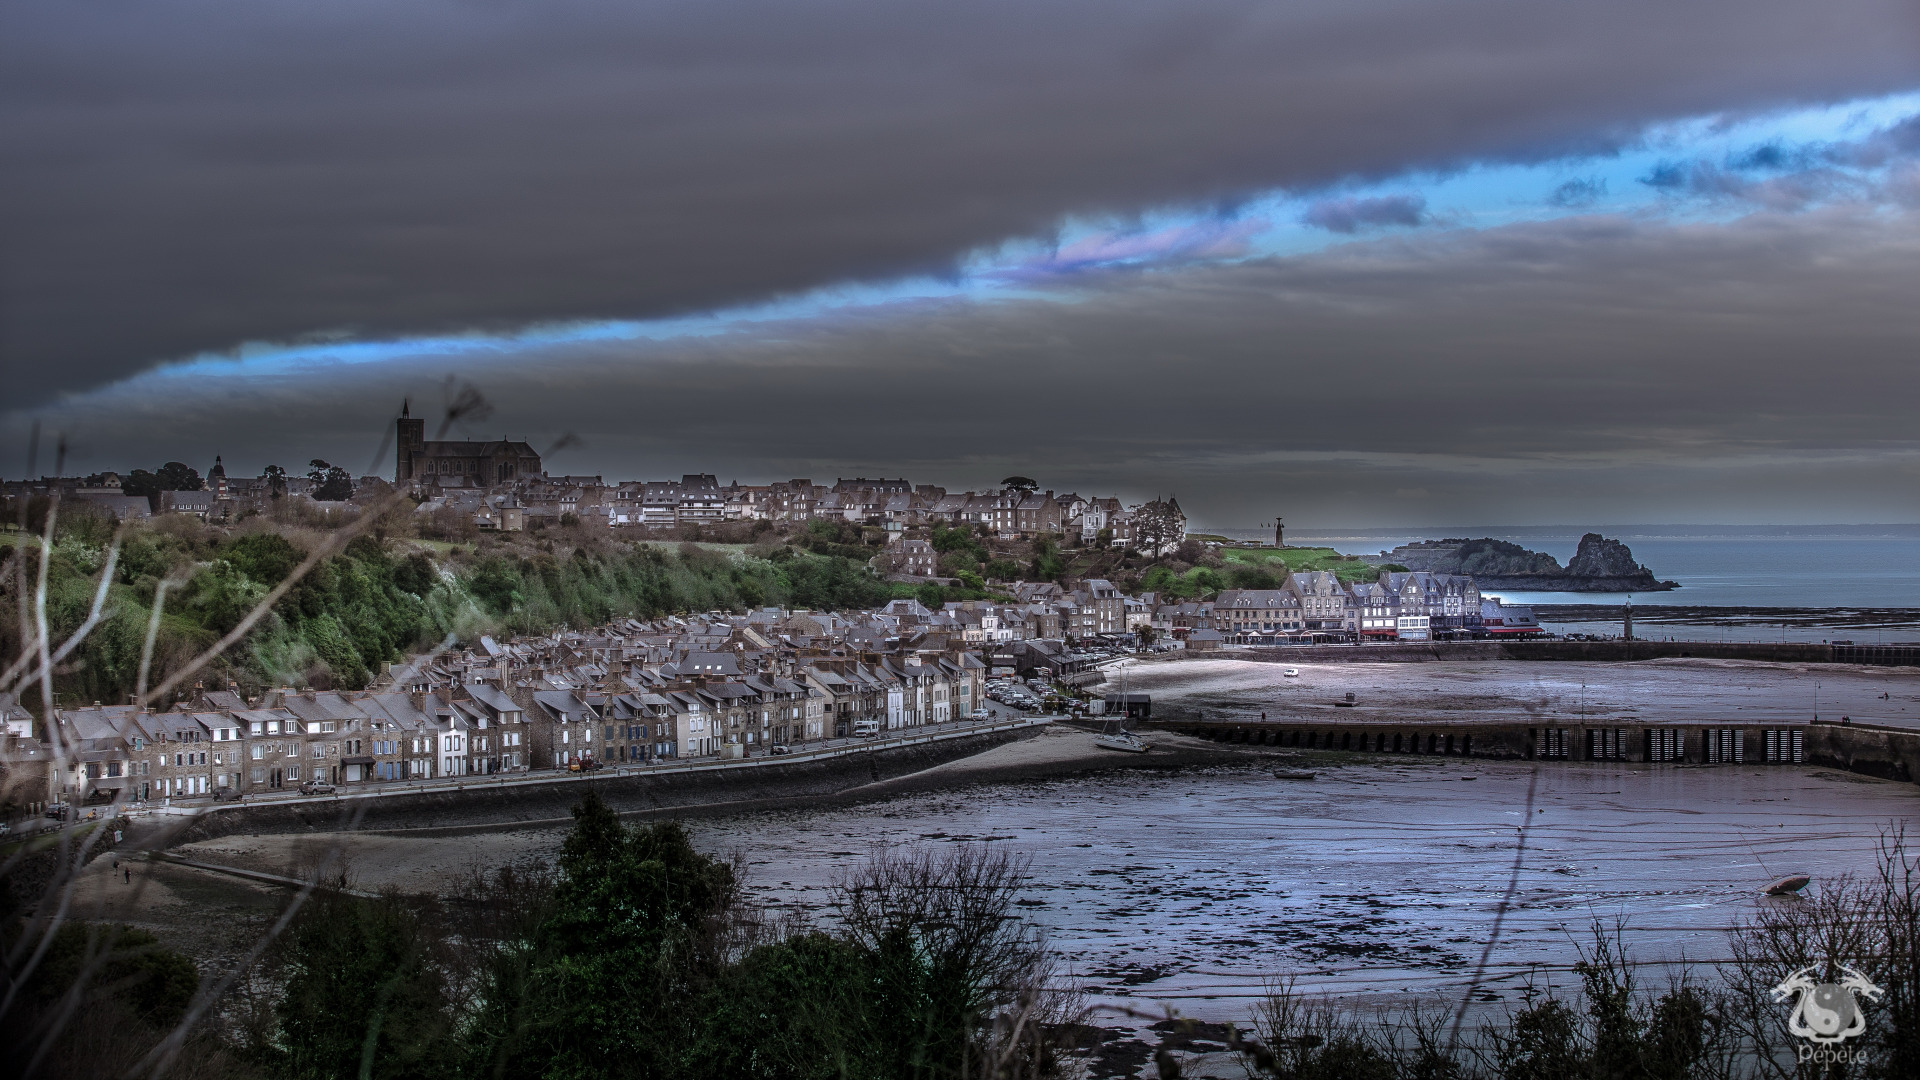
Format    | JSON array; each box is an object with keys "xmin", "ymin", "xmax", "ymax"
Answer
[{"xmin": 1362, "ymin": 533, "xmax": 1677, "ymax": 592}]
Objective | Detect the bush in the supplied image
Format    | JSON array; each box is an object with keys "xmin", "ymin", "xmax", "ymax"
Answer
[{"xmin": 274, "ymin": 894, "xmax": 458, "ymax": 1080}]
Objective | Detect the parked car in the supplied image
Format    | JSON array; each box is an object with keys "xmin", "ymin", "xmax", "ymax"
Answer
[
  {"xmin": 212, "ymin": 786, "xmax": 243, "ymax": 802},
  {"xmin": 45, "ymin": 803, "xmax": 71, "ymax": 821},
  {"xmin": 769, "ymin": 744, "xmax": 792, "ymax": 756},
  {"xmin": 970, "ymin": 708, "xmax": 992, "ymax": 720},
  {"xmin": 298, "ymin": 780, "xmax": 337, "ymax": 796},
  {"xmin": 852, "ymin": 719, "xmax": 881, "ymax": 738}
]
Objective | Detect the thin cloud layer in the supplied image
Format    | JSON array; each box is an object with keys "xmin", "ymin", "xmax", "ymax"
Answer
[
  {"xmin": 1301, "ymin": 194, "xmax": 1428, "ymax": 233},
  {"xmin": 4, "ymin": 0, "xmax": 1919, "ymax": 404},
  {"xmin": 24, "ymin": 206, "xmax": 1920, "ymax": 527}
]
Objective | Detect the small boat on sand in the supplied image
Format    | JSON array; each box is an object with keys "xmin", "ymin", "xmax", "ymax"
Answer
[
  {"xmin": 1764, "ymin": 874, "xmax": 1811, "ymax": 896},
  {"xmin": 1272, "ymin": 770, "xmax": 1317, "ymax": 781},
  {"xmin": 1283, "ymin": 668, "xmax": 1300, "ymax": 678}
]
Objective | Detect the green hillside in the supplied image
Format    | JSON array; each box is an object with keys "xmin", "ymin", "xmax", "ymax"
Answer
[{"xmin": 0, "ymin": 510, "xmax": 896, "ymax": 708}]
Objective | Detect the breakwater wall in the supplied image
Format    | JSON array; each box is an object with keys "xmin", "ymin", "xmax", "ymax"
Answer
[
  {"xmin": 1151, "ymin": 717, "xmax": 1920, "ymax": 784},
  {"xmin": 160, "ymin": 724, "xmax": 1041, "ymax": 847},
  {"xmin": 1179, "ymin": 641, "xmax": 1918, "ymax": 665}
]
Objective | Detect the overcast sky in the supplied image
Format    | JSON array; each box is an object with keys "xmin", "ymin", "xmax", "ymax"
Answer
[{"xmin": 4, "ymin": 1, "xmax": 1919, "ymax": 528}]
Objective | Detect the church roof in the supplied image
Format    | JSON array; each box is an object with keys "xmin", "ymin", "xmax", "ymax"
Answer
[{"xmin": 412, "ymin": 439, "xmax": 540, "ymax": 457}]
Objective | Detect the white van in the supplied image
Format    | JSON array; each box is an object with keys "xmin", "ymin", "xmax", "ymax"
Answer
[{"xmin": 852, "ymin": 719, "xmax": 881, "ymax": 738}]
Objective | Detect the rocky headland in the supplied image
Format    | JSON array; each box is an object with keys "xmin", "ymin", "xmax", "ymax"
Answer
[{"xmin": 1361, "ymin": 532, "xmax": 1678, "ymax": 591}]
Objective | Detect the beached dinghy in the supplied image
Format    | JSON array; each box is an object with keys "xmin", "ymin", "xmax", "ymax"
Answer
[
  {"xmin": 1764, "ymin": 874, "xmax": 1812, "ymax": 896},
  {"xmin": 1272, "ymin": 770, "xmax": 1317, "ymax": 780}
]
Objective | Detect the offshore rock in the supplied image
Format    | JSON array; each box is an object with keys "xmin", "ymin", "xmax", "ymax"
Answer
[
  {"xmin": 1362, "ymin": 533, "xmax": 1676, "ymax": 592},
  {"xmin": 1567, "ymin": 533, "xmax": 1649, "ymax": 579}
]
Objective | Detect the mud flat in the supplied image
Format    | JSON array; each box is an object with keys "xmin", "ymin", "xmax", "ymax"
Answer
[
  {"xmin": 687, "ymin": 758, "xmax": 1917, "ymax": 1019},
  {"xmin": 1123, "ymin": 656, "xmax": 1920, "ymax": 729}
]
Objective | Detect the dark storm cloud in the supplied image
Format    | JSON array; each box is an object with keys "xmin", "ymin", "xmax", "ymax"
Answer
[
  {"xmin": 30, "ymin": 206, "xmax": 1920, "ymax": 527},
  {"xmin": 3, "ymin": 0, "xmax": 1918, "ymax": 405},
  {"xmin": 1300, "ymin": 194, "xmax": 1427, "ymax": 233}
]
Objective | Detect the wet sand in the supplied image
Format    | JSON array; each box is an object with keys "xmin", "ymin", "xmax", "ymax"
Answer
[
  {"xmin": 689, "ymin": 758, "xmax": 1916, "ymax": 1008},
  {"xmin": 1123, "ymin": 655, "xmax": 1920, "ymax": 728}
]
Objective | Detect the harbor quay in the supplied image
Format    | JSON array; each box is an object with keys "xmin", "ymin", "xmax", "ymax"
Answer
[{"xmin": 1153, "ymin": 715, "xmax": 1920, "ymax": 783}]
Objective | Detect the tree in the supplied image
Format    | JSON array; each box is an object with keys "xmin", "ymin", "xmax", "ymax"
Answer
[
  {"xmin": 307, "ymin": 459, "xmax": 354, "ymax": 501},
  {"xmin": 465, "ymin": 793, "xmax": 738, "ymax": 1080},
  {"xmin": 1001, "ymin": 476, "xmax": 1037, "ymax": 493},
  {"xmin": 264, "ymin": 463, "xmax": 287, "ymax": 499},
  {"xmin": 691, "ymin": 932, "xmax": 874, "ymax": 1080},
  {"xmin": 1131, "ymin": 498, "xmax": 1185, "ymax": 558},
  {"xmin": 155, "ymin": 461, "xmax": 203, "ymax": 492},
  {"xmin": 123, "ymin": 462, "xmax": 202, "ymax": 510},
  {"xmin": 834, "ymin": 845, "xmax": 1052, "ymax": 1080},
  {"xmin": 276, "ymin": 894, "xmax": 458, "ymax": 1080},
  {"xmin": 1228, "ymin": 564, "xmax": 1280, "ymax": 590},
  {"xmin": 121, "ymin": 469, "xmax": 162, "ymax": 506},
  {"xmin": 1026, "ymin": 539, "xmax": 1064, "ymax": 583}
]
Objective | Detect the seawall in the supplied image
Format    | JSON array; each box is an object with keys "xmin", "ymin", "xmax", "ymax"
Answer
[
  {"xmin": 1150, "ymin": 716, "xmax": 1920, "ymax": 784},
  {"xmin": 158, "ymin": 724, "xmax": 1043, "ymax": 847}
]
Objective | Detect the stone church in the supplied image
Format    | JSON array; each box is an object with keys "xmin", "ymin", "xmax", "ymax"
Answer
[{"xmin": 395, "ymin": 403, "xmax": 543, "ymax": 487}]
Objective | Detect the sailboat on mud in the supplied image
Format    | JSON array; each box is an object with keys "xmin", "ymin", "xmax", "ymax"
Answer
[{"xmin": 1095, "ymin": 661, "xmax": 1151, "ymax": 753}]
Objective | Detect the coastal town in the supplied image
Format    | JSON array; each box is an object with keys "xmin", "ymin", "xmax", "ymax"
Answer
[
  {"xmin": 7, "ymin": 536, "xmax": 1548, "ymax": 808},
  {"xmin": 0, "ymin": 410, "xmax": 1564, "ymax": 811}
]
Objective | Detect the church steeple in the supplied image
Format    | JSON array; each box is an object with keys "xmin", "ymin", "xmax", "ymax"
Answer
[{"xmin": 395, "ymin": 401, "xmax": 426, "ymax": 482}]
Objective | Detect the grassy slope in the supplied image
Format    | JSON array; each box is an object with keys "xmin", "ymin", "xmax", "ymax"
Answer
[{"xmin": 1218, "ymin": 545, "xmax": 1386, "ymax": 584}]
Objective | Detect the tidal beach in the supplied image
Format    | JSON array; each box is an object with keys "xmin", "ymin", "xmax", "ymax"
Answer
[{"xmin": 1122, "ymin": 655, "xmax": 1920, "ymax": 729}]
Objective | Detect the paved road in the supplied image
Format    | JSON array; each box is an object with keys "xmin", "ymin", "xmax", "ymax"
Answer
[{"xmin": 66, "ymin": 714, "xmax": 1055, "ymax": 822}]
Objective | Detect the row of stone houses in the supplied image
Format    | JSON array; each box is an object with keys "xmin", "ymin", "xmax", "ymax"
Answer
[
  {"xmin": 1209, "ymin": 572, "xmax": 1540, "ymax": 644},
  {"xmin": 37, "ymin": 618, "xmax": 987, "ymax": 804},
  {"xmin": 13, "ymin": 452, "xmax": 1190, "ymax": 553},
  {"xmin": 422, "ymin": 471, "xmax": 1187, "ymax": 551}
]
